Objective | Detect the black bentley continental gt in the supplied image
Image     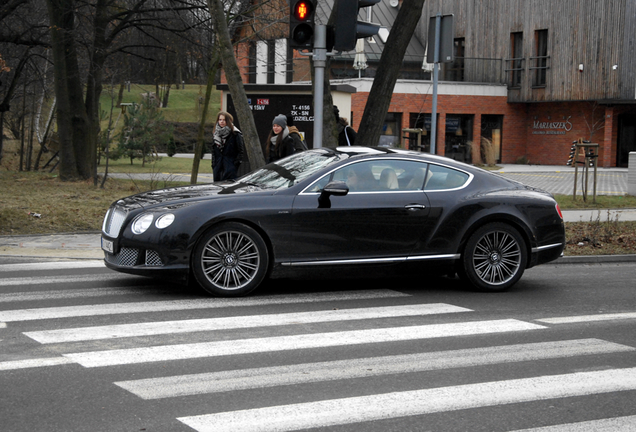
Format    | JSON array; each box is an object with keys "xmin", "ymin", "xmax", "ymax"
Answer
[{"xmin": 101, "ymin": 147, "xmax": 565, "ymax": 296}]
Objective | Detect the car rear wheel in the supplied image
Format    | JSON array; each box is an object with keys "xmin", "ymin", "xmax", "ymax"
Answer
[
  {"xmin": 459, "ymin": 222, "xmax": 527, "ymax": 292},
  {"xmin": 192, "ymin": 222, "xmax": 269, "ymax": 297}
]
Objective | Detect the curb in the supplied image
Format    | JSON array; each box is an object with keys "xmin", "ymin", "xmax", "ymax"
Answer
[{"xmin": 554, "ymin": 254, "xmax": 636, "ymax": 264}]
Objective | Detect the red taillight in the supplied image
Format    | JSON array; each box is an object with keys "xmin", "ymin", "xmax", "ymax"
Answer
[{"xmin": 555, "ymin": 203, "xmax": 563, "ymax": 220}]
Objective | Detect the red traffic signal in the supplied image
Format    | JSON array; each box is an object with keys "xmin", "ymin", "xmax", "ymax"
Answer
[
  {"xmin": 290, "ymin": 0, "xmax": 316, "ymax": 49},
  {"xmin": 294, "ymin": 1, "xmax": 311, "ymax": 20}
]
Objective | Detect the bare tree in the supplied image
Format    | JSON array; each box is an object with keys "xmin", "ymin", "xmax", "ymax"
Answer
[
  {"xmin": 0, "ymin": 0, "xmax": 50, "ymax": 166},
  {"xmin": 42, "ymin": 0, "xmax": 210, "ymax": 181},
  {"xmin": 207, "ymin": 0, "xmax": 265, "ymax": 169},
  {"xmin": 356, "ymin": 0, "xmax": 426, "ymax": 146}
]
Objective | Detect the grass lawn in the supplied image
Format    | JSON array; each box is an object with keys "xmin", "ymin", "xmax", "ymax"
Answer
[
  {"xmin": 99, "ymin": 83, "xmax": 221, "ymax": 131},
  {"xmin": 99, "ymin": 154, "xmax": 213, "ymax": 174}
]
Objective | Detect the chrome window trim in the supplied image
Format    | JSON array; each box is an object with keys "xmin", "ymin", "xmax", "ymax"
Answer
[{"xmin": 299, "ymin": 158, "xmax": 474, "ymax": 195}]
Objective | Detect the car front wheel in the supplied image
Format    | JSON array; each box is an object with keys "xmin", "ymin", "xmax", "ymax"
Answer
[
  {"xmin": 192, "ymin": 222, "xmax": 269, "ymax": 297},
  {"xmin": 459, "ymin": 222, "xmax": 527, "ymax": 292}
]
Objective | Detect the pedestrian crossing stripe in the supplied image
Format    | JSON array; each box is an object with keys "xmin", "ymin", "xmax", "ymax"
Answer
[
  {"xmin": 0, "ymin": 357, "xmax": 74, "ymax": 371},
  {"xmin": 0, "ymin": 289, "xmax": 410, "ymax": 322},
  {"xmin": 64, "ymin": 319, "xmax": 545, "ymax": 368},
  {"xmin": 509, "ymin": 414, "xmax": 636, "ymax": 431},
  {"xmin": 0, "ymin": 286, "xmax": 167, "ymax": 303},
  {"xmin": 0, "ymin": 273, "xmax": 129, "ymax": 287},
  {"xmin": 115, "ymin": 338, "xmax": 634, "ymax": 400},
  {"xmin": 25, "ymin": 303, "xmax": 471, "ymax": 344},
  {"xmin": 177, "ymin": 367, "xmax": 636, "ymax": 432},
  {"xmin": 536, "ymin": 312, "xmax": 636, "ymax": 324},
  {"xmin": 0, "ymin": 260, "xmax": 105, "ymax": 273}
]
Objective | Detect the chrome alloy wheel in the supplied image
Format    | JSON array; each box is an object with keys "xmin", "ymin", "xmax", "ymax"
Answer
[
  {"xmin": 471, "ymin": 229, "xmax": 522, "ymax": 286},
  {"xmin": 201, "ymin": 230, "xmax": 260, "ymax": 291}
]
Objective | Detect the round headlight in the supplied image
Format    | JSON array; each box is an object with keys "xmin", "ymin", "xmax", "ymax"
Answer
[
  {"xmin": 131, "ymin": 213, "xmax": 154, "ymax": 235},
  {"xmin": 155, "ymin": 213, "xmax": 175, "ymax": 229}
]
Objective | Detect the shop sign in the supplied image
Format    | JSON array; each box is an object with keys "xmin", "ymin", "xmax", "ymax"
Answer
[{"xmin": 532, "ymin": 116, "xmax": 572, "ymax": 135}]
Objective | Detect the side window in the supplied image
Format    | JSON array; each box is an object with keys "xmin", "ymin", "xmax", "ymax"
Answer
[
  {"xmin": 305, "ymin": 160, "xmax": 430, "ymax": 193},
  {"xmin": 306, "ymin": 174, "xmax": 332, "ymax": 192},
  {"xmin": 424, "ymin": 164, "xmax": 469, "ymax": 191},
  {"xmin": 308, "ymin": 160, "xmax": 428, "ymax": 193}
]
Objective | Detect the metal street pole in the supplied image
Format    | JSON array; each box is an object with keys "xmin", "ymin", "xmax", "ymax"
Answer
[
  {"xmin": 430, "ymin": 13, "xmax": 441, "ymax": 155},
  {"xmin": 313, "ymin": 25, "xmax": 326, "ymax": 148}
]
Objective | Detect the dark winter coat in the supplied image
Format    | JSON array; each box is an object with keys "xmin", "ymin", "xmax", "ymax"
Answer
[
  {"xmin": 337, "ymin": 121, "xmax": 357, "ymax": 146},
  {"xmin": 211, "ymin": 129, "xmax": 245, "ymax": 181},
  {"xmin": 265, "ymin": 127, "xmax": 303, "ymax": 163}
]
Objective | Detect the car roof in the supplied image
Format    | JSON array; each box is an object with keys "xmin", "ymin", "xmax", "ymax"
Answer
[{"xmin": 328, "ymin": 146, "xmax": 476, "ymax": 170}]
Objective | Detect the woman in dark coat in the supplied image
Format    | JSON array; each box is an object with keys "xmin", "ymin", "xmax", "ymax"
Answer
[
  {"xmin": 211, "ymin": 111, "xmax": 244, "ymax": 181},
  {"xmin": 264, "ymin": 114, "xmax": 302, "ymax": 163}
]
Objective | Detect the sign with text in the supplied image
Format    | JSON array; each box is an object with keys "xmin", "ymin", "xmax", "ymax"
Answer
[{"xmin": 226, "ymin": 94, "xmax": 315, "ymax": 150}]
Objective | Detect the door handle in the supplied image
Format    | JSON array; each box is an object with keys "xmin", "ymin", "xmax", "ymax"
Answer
[{"xmin": 404, "ymin": 204, "xmax": 426, "ymax": 210}]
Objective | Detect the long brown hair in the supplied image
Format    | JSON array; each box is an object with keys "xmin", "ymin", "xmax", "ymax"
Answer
[
  {"xmin": 214, "ymin": 111, "xmax": 234, "ymax": 133},
  {"xmin": 265, "ymin": 128, "xmax": 284, "ymax": 160}
]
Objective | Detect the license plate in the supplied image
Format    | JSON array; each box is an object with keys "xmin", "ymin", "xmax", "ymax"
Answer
[{"xmin": 101, "ymin": 238, "xmax": 114, "ymax": 253}]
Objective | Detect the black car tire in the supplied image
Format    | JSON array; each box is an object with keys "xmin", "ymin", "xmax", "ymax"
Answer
[
  {"xmin": 192, "ymin": 222, "xmax": 269, "ymax": 297},
  {"xmin": 459, "ymin": 222, "xmax": 527, "ymax": 292}
]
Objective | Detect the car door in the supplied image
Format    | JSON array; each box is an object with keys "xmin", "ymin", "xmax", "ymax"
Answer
[{"xmin": 288, "ymin": 159, "xmax": 432, "ymax": 263}]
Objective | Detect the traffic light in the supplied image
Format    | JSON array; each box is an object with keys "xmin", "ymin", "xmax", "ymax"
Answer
[
  {"xmin": 333, "ymin": 0, "xmax": 381, "ymax": 52},
  {"xmin": 289, "ymin": 0, "xmax": 316, "ymax": 49}
]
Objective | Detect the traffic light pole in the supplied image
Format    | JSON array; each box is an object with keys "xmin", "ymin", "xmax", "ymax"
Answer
[
  {"xmin": 430, "ymin": 13, "xmax": 441, "ymax": 155},
  {"xmin": 312, "ymin": 24, "xmax": 327, "ymax": 148}
]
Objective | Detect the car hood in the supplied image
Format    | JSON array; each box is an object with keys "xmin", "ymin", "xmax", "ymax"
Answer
[{"xmin": 114, "ymin": 181, "xmax": 270, "ymax": 210}]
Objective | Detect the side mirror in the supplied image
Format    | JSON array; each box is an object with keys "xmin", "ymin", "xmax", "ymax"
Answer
[
  {"xmin": 322, "ymin": 181, "xmax": 349, "ymax": 196},
  {"xmin": 318, "ymin": 181, "xmax": 349, "ymax": 208}
]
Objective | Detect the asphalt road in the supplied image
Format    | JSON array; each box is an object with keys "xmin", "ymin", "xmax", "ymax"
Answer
[{"xmin": 1, "ymin": 259, "xmax": 635, "ymax": 432}]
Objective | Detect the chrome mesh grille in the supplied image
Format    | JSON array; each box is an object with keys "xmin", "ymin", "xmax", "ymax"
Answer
[
  {"xmin": 105, "ymin": 248, "xmax": 164, "ymax": 267},
  {"xmin": 145, "ymin": 250, "xmax": 163, "ymax": 266},
  {"xmin": 103, "ymin": 207, "xmax": 127, "ymax": 237},
  {"xmin": 105, "ymin": 247, "xmax": 139, "ymax": 267}
]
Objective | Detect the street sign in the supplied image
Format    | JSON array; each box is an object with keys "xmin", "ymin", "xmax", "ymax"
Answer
[{"xmin": 427, "ymin": 14, "xmax": 454, "ymax": 63}]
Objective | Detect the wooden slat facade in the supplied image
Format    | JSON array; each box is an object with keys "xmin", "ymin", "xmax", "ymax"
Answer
[{"xmin": 423, "ymin": 0, "xmax": 636, "ymax": 103}]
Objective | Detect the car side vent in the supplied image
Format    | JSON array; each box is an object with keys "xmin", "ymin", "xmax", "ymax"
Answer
[
  {"xmin": 105, "ymin": 247, "xmax": 139, "ymax": 267},
  {"xmin": 145, "ymin": 250, "xmax": 163, "ymax": 266}
]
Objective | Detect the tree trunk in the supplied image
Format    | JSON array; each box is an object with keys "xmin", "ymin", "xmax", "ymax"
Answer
[
  {"xmin": 207, "ymin": 0, "xmax": 265, "ymax": 169},
  {"xmin": 357, "ymin": 0, "xmax": 426, "ymax": 147},
  {"xmin": 46, "ymin": 0, "xmax": 93, "ymax": 181},
  {"xmin": 191, "ymin": 48, "xmax": 222, "ymax": 184}
]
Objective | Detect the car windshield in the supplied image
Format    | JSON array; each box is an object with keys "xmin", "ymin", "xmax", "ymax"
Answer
[{"xmin": 238, "ymin": 149, "xmax": 348, "ymax": 190}]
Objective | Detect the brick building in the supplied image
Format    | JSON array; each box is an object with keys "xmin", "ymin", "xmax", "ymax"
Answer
[{"xmin": 220, "ymin": 0, "xmax": 636, "ymax": 167}]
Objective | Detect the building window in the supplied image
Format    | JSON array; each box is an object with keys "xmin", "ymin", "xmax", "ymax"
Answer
[
  {"xmin": 248, "ymin": 43, "xmax": 257, "ymax": 84},
  {"xmin": 408, "ymin": 113, "xmax": 435, "ymax": 153},
  {"xmin": 444, "ymin": 38, "xmax": 465, "ymax": 81},
  {"xmin": 508, "ymin": 32, "xmax": 523, "ymax": 88},
  {"xmin": 266, "ymin": 40, "xmax": 275, "ymax": 83},
  {"xmin": 445, "ymin": 114, "xmax": 474, "ymax": 164},
  {"xmin": 481, "ymin": 115, "xmax": 503, "ymax": 163},
  {"xmin": 533, "ymin": 29, "xmax": 549, "ymax": 87},
  {"xmin": 251, "ymin": 39, "xmax": 290, "ymax": 84},
  {"xmin": 379, "ymin": 112, "xmax": 402, "ymax": 148}
]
